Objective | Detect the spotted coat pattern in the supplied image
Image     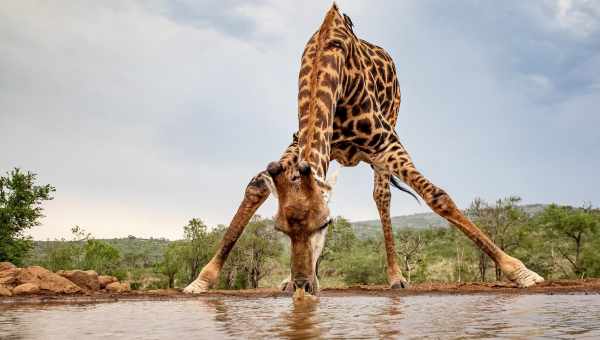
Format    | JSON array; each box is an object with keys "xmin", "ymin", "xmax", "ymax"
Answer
[
  {"xmin": 286, "ymin": 4, "xmax": 537, "ymax": 287},
  {"xmin": 183, "ymin": 4, "xmax": 545, "ymax": 294}
]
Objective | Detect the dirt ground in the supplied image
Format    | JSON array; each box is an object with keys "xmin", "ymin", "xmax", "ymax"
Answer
[{"xmin": 2, "ymin": 279, "xmax": 599, "ymax": 305}]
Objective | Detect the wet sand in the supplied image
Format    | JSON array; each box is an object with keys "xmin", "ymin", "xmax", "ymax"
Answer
[{"xmin": 2, "ymin": 279, "xmax": 599, "ymax": 305}]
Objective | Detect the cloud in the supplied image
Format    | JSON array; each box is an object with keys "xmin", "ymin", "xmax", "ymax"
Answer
[
  {"xmin": 555, "ymin": 0, "xmax": 600, "ymax": 37},
  {"xmin": 0, "ymin": 1, "xmax": 598, "ymax": 240}
]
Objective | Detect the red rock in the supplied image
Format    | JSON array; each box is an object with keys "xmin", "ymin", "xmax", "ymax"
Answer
[
  {"xmin": 0, "ymin": 268, "xmax": 19, "ymax": 286},
  {"xmin": 58, "ymin": 270, "xmax": 100, "ymax": 291},
  {"xmin": 0, "ymin": 262, "xmax": 16, "ymax": 272},
  {"xmin": 98, "ymin": 275, "xmax": 118, "ymax": 289},
  {"xmin": 0, "ymin": 285, "xmax": 12, "ymax": 296},
  {"xmin": 13, "ymin": 283, "xmax": 40, "ymax": 295},
  {"xmin": 106, "ymin": 282, "xmax": 130, "ymax": 293},
  {"xmin": 38, "ymin": 272, "xmax": 82, "ymax": 294},
  {"xmin": 17, "ymin": 266, "xmax": 81, "ymax": 294},
  {"xmin": 16, "ymin": 266, "xmax": 50, "ymax": 283}
]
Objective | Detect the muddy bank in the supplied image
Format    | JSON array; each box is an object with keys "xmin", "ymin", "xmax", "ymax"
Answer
[
  {"xmin": 207, "ymin": 278, "xmax": 600, "ymax": 298},
  {"xmin": 2, "ymin": 279, "xmax": 599, "ymax": 305}
]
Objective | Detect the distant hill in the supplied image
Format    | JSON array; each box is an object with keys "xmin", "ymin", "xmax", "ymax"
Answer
[
  {"xmin": 29, "ymin": 205, "xmax": 550, "ymax": 258},
  {"xmin": 350, "ymin": 204, "xmax": 548, "ymax": 239},
  {"xmin": 30, "ymin": 236, "xmax": 170, "ymax": 267}
]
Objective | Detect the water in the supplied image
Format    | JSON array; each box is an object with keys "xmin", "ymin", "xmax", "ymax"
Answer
[{"xmin": 1, "ymin": 294, "xmax": 599, "ymax": 339}]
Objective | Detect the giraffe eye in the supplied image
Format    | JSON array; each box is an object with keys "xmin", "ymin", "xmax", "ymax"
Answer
[{"xmin": 328, "ymin": 41, "xmax": 344, "ymax": 51}]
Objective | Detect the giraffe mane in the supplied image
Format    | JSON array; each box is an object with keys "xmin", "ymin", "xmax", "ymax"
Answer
[{"xmin": 301, "ymin": 5, "xmax": 339, "ymax": 165}]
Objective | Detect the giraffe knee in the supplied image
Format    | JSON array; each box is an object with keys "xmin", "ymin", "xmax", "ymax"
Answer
[
  {"xmin": 245, "ymin": 172, "xmax": 271, "ymax": 199},
  {"xmin": 430, "ymin": 188, "xmax": 456, "ymax": 215},
  {"xmin": 373, "ymin": 188, "xmax": 391, "ymax": 202}
]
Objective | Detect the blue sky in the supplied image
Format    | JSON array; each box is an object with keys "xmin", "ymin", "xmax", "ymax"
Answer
[{"xmin": 1, "ymin": 0, "xmax": 599, "ymax": 240}]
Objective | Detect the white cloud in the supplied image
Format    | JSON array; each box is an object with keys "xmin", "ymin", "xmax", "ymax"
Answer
[
  {"xmin": 1, "ymin": 1, "xmax": 598, "ymax": 240},
  {"xmin": 0, "ymin": 1, "xmax": 290, "ymax": 239},
  {"xmin": 555, "ymin": 0, "xmax": 600, "ymax": 37}
]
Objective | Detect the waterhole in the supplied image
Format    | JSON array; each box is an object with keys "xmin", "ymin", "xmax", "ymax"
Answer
[{"xmin": 1, "ymin": 294, "xmax": 599, "ymax": 339}]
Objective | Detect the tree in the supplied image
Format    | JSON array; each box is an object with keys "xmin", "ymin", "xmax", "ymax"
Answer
[
  {"xmin": 319, "ymin": 216, "xmax": 357, "ymax": 276},
  {"xmin": 158, "ymin": 242, "xmax": 186, "ymax": 288},
  {"xmin": 581, "ymin": 225, "xmax": 600, "ymax": 278},
  {"xmin": 338, "ymin": 238, "xmax": 387, "ymax": 285},
  {"xmin": 0, "ymin": 168, "xmax": 55, "ymax": 265},
  {"xmin": 538, "ymin": 204, "xmax": 599, "ymax": 278},
  {"xmin": 83, "ymin": 239, "xmax": 121, "ymax": 275},
  {"xmin": 214, "ymin": 217, "xmax": 284, "ymax": 289},
  {"xmin": 43, "ymin": 241, "xmax": 76, "ymax": 271},
  {"xmin": 322, "ymin": 217, "xmax": 357, "ymax": 257},
  {"xmin": 181, "ymin": 218, "xmax": 214, "ymax": 283},
  {"xmin": 396, "ymin": 228, "xmax": 428, "ymax": 283},
  {"xmin": 466, "ymin": 196, "xmax": 527, "ymax": 281},
  {"xmin": 238, "ymin": 216, "xmax": 283, "ymax": 288}
]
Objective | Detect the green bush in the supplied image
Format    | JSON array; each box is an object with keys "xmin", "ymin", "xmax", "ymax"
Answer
[
  {"xmin": 130, "ymin": 282, "xmax": 142, "ymax": 290},
  {"xmin": 339, "ymin": 243, "xmax": 387, "ymax": 285},
  {"xmin": 83, "ymin": 239, "xmax": 121, "ymax": 275},
  {"xmin": 0, "ymin": 168, "xmax": 55, "ymax": 266}
]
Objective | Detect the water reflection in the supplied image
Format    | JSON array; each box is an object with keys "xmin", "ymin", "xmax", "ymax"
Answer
[
  {"xmin": 370, "ymin": 296, "xmax": 404, "ymax": 339},
  {"xmin": 1, "ymin": 294, "xmax": 599, "ymax": 339},
  {"xmin": 278, "ymin": 300, "xmax": 321, "ymax": 339}
]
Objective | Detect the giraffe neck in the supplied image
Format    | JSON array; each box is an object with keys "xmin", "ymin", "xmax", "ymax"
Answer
[{"xmin": 297, "ymin": 7, "xmax": 357, "ymax": 179}]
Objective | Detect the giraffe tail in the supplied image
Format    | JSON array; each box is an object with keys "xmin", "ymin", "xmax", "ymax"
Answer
[{"xmin": 390, "ymin": 175, "xmax": 420, "ymax": 204}]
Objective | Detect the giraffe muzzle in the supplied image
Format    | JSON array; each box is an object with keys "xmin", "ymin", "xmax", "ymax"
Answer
[{"xmin": 293, "ymin": 277, "xmax": 314, "ymax": 294}]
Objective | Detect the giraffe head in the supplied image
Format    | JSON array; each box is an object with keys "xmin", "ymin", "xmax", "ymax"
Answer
[{"xmin": 266, "ymin": 160, "xmax": 334, "ymax": 295}]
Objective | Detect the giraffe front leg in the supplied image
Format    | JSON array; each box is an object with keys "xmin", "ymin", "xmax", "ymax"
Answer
[
  {"xmin": 373, "ymin": 172, "xmax": 408, "ymax": 289},
  {"xmin": 183, "ymin": 171, "xmax": 271, "ymax": 294},
  {"xmin": 372, "ymin": 139, "xmax": 544, "ymax": 288},
  {"xmin": 185, "ymin": 134, "xmax": 300, "ymax": 293}
]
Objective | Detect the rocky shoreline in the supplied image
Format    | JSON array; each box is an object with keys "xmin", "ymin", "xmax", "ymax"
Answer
[
  {"xmin": 2, "ymin": 262, "xmax": 600, "ymax": 306},
  {"xmin": 0, "ymin": 262, "xmax": 130, "ymax": 297}
]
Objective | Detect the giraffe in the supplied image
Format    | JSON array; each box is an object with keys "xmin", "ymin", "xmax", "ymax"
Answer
[{"xmin": 184, "ymin": 4, "xmax": 544, "ymax": 295}]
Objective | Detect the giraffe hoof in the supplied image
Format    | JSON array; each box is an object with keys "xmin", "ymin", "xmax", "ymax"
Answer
[
  {"xmin": 390, "ymin": 280, "xmax": 409, "ymax": 289},
  {"xmin": 183, "ymin": 279, "xmax": 210, "ymax": 294},
  {"xmin": 279, "ymin": 277, "xmax": 293, "ymax": 292},
  {"xmin": 507, "ymin": 265, "xmax": 545, "ymax": 288}
]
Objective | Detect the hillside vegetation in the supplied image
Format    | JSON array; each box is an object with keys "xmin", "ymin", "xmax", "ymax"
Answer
[
  {"xmin": 24, "ymin": 202, "xmax": 599, "ymax": 290},
  {"xmin": 351, "ymin": 204, "xmax": 548, "ymax": 239},
  {"xmin": 3, "ymin": 167, "xmax": 598, "ymax": 291}
]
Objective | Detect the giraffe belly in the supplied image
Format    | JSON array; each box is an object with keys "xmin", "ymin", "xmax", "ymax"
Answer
[{"xmin": 331, "ymin": 142, "xmax": 368, "ymax": 167}]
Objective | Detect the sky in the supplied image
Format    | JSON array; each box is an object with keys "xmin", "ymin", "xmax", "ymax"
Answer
[{"xmin": 1, "ymin": 0, "xmax": 599, "ymax": 240}]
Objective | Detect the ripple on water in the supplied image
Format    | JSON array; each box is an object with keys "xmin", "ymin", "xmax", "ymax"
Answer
[{"xmin": 0, "ymin": 294, "xmax": 599, "ymax": 339}]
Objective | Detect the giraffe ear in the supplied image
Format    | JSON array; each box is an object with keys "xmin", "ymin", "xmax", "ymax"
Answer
[
  {"xmin": 321, "ymin": 169, "xmax": 339, "ymax": 202},
  {"xmin": 325, "ymin": 169, "xmax": 339, "ymax": 189},
  {"xmin": 263, "ymin": 174, "xmax": 278, "ymax": 198}
]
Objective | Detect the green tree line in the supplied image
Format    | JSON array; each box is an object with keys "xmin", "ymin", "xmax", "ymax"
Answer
[{"xmin": 2, "ymin": 168, "xmax": 599, "ymax": 290}]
